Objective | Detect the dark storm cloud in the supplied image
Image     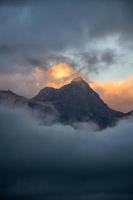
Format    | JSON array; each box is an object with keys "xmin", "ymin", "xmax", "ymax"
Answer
[
  {"xmin": 48, "ymin": 48, "xmax": 118, "ymax": 74},
  {"xmin": 0, "ymin": 0, "xmax": 31, "ymax": 6},
  {"xmin": 0, "ymin": 0, "xmax": 133, "ymax": 72},
  {"xmin": 27, "ymin": 57, "xmax": 45, "ymax": 67},
  {"xmin": 0, "ymin": 44, "xmax": 14, "ymax": 54},
  {"xmin": 0, "ymin": 107, "xmax": 133, "ymax": 200},
  {"xmin": 101, "ymin": 49, "xmax": 116, "ymax": 65}
]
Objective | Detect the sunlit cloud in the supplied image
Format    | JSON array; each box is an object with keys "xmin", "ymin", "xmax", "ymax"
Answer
[
  {"xmin": 0, "ymin": 64, "xmax": 133, "ymax": 113},
  {"xmin": 91, "ymin": 77, "xmax": 133, "ymax": 113}
]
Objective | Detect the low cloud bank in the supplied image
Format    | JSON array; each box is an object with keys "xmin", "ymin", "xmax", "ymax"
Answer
[{"xmin": 0, "ymin": 107, "xmax": 133, "ymax": 200}]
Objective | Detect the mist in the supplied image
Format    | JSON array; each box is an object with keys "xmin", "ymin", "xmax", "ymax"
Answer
[{"xmin": 0, "ymin": 107, "xmax": 133, "ymax": 200}]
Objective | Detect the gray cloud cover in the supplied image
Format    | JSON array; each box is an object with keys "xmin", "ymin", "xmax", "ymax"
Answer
[
  {"xmin": 0, "ymin": 107, "xmax": 133, "ymax": 200},
  {"xmin": 0, "ymin": 0, "xmax": 133, "ymax": 73}
]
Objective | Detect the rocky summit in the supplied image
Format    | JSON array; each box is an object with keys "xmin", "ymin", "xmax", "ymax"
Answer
[{"xmin": 0, "ymin": 78, "xmax": 130, "ymax": 129}]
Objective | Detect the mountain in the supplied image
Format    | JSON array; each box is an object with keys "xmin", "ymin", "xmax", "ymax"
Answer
[
  {"xmin": 32, "ymin": 78, "xmax": 125, "ymax": 128},
  {"xmin": 0, "ymin": 90, "xmax": 58, "ymax": 125},
  {"xmin": 0, "ymin": 90, "xmax": 27, "ymax": 107},
  {"xmin": 0, "ymin": 78, "xmax": 131, "ymax": 129}
]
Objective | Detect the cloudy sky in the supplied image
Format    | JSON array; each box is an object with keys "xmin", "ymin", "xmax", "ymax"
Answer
[
  {"xmin": 0, "ymin": 0, "xmax": 133, "ymax": 76},
  {"xmin": 1, "ymin": 1, "xmax": 133, "ymax": 199},
  {"xmin": 0, "ymin": 0, "xmax": 133, "ymax": 112}
]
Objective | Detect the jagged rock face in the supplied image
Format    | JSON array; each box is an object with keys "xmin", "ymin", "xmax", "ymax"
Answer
[
  {"xmin": 0, "ymin": 90, "xmax": 58, "ymax": 125},
  {"xmin": 27, "ymin": 100, "xmax": 59, "ymax": 125},
  {"xmin": 0, "ymin": 90, "xmax": 27, "ymax": 107},
  {"xmin": 0, "ymin": 79, "xmax": 127, "ymax": 128},
  {"xmin": 32, "ymin": 79, "xmax": 124, "ymax": 128}
]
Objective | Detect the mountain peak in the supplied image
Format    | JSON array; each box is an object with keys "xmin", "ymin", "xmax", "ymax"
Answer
[
  {"xmin": 70, "ymin": 76, "xmax": 90, "ymax": 87},
  {"xmin": 71, "ymin": 76, "xmax": 88, "ymax": 84},
  {"xmin": 32, "ymin": 77, "xmax": 125, "ymax": 128},
  {"xmin": 0, "ymin": 80, "xmax": 125, "ymax": 129},
  {"xmin": 0, "ymin": 89, "xmax": 27, "ymax": 107},
  {"xmin": 71, "ymin": 76, "xmax": 84, "ymax": 82},
  {"xmin": 69, "ymin": 77, "xmax": 95, "ymax": 94}
]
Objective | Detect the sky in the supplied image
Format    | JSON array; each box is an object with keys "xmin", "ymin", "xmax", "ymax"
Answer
[
  {"xmin": 0, "ymin": 0, "xmax": 133, "ymax": 112},
  {"xmin": 1, "ymin": 1, "xmax": 133, "ymax": 199},
  {"xmin": 0, "ymin": 0, "xmax": 133, "ymax": 76}
]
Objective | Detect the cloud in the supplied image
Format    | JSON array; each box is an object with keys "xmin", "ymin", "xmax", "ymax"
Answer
[
  {"xmin": 0, "ymin": 107, "xmax": 133, "ymax": 199},
  {"xmin": 0, "ymin": 0, "xmax": 133, "ymax": 74},
  {"xmin": 53, "ymin": 45, "xmax": 120, "ymax": 74},
  {"xmin": 0, "ymin": 64, "xmax": 77, "ymax": 97},
  {"xmin": 101, "ymin": 49, "xmax": 116, "ymax": 65},
  {"xmin": 91, "ymin": 76, "xmax": 133, "ymax": 112},
  {"xmin": 0, "ymin": 0, "xmax": 30, "ymax": 5},
  {"xmin": 0, "ymin": 64, "xmax": 133, "ymax": 113}
]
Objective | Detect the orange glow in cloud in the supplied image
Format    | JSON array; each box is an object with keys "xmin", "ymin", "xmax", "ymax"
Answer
[
  {"xmin": 0, "ymin": 63, "xmax": 133, "ymax": 113},
  {"xmin": 46, "ymin": 63, "xmax": 80, "ymax": 88},
  {"xmin": 49, "ymin": 63, "xmax": 74, "ymax": 79},
  {"xmin": 45, "ymin": 64, "xmax": 133, "ymax": 112},
  {"xmin": 46, "ymin": 63, "xmax": 133, "ymax": 112},
  {"xmin": 26, "ymin": 66, "xmax": 133, "ymax": 113},
  {"xmin": 90, "ymin": 77, "xmax": 133, "ymax": 113}
]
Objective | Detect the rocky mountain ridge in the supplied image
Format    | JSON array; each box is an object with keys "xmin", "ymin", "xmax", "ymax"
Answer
[{"xmin": 0, "ymin": 78, "xmax": 132, "ymax": 128}]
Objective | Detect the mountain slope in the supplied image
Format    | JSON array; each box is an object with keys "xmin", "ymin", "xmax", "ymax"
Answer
[
  {"xmin": 0, "ymin": 90, "xmax": 27, "ymax": 107},
  {"xmin": 0, "ymin": 78, "xmax": 130, "ymax": 128},
  {"xmin": 32, "ymin": 78, "xmax": 124, "ymax": 128},
  {"xmin": 0, "ymin": 90, "xmax": 58, "ymax": 125}
]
